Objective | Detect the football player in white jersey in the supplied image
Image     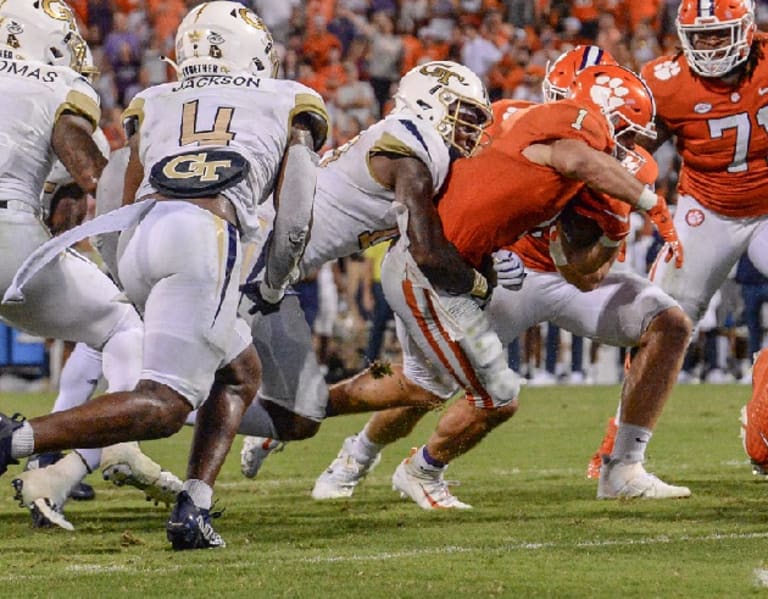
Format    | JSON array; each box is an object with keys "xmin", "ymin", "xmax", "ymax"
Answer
[
  {"xmin": 0, "ymin": 1, "xmax": 149, "ymax": 527},
  {"xmin": 12, "ymin": 37, "xmax": 183, "ymax": 529},
  {"xmin": 0, "ymin": 1, "xmax": 328, "ymax": 550},
  {"xmin": 236, "ymin": 60, "xmax": 495, "ymax": 477}
]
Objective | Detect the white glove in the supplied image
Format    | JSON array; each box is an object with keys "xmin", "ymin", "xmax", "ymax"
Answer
[{"xmin": 492, "ymin": 249, "xmax": 526, "ymax": 291}]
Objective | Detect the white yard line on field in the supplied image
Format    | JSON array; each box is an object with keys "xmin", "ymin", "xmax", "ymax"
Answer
[
  {"xmin": 298, "ymin": 531, "xmax": 768, "ymax": 563},
  {"xmin": 0, "ymin": 532, "xmax": 765, "ymax": 582}
]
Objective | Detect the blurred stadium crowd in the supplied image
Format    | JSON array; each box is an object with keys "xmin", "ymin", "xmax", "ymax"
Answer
[{"xmin": 19, "ymin": 0, "xmax": 768, "ymax": 387}]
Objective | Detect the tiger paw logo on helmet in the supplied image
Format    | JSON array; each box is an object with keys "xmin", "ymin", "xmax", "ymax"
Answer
[
  {"xmin": 652, "ymin": 60, "xmax": 681, "ymax": 81},
  {"xmin": 589, "ymin": 75, "xmax": 630, "ymax": 112}
]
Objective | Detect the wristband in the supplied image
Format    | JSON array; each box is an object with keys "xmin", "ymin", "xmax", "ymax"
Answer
[
  {"xmin": 259, "ymin": 281, "xmax": 285, "ymax": 304},
  {"xmin": 636, "ymin": 187, "xmax": 658, "ymax": 211},
  {"xmin": 469, "ymin": 269, "xmax": 489, "ymax": 299}
]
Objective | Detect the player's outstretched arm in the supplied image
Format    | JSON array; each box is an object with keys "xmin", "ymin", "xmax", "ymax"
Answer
[
  {"xmin": 524, "ymin": 139, "xmax": 683, "ymax": 267},
  {"xmin": 51, "ymin": 113, "xmax": 107, "ymax": 196},
  {"xmin": 260, "ymin": 113, "xmax": 328, "ymax": 305},
  {"xmin": 370, "ymin": 153, "xmax": 482, "ymax": 298}
]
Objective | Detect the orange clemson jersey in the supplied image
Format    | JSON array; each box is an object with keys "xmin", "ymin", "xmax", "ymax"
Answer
[
  {"xmin": 641, "ymin": 35, "xmax": 768, "ymax": 218},
  {"xmin": 437, "ymin": 99, "xmax": 613, "ymax": 269},
  {"xmin": 511, "ymin": 147, "xmax": 657, "ymax": 272},
  {"xmin": 487, "ymin": 98, "xmax": 536, "ymax": 138}
]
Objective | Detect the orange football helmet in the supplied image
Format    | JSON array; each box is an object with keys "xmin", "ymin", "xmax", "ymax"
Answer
[
  {"xmin": 676, "ymin": 0, "xmax": 756, "ymax": 77},
  {"xmin": 569, "ymin": 65, "xmax": 656, "ymax": 167},
  {"xmin": 542, "ymin": 45, "xmax": 617, "ymax": 103}
]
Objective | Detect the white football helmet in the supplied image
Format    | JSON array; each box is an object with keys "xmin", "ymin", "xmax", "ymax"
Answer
[
  {"xmin": 0, "ymin": 0, "xmax": 87, "ymax": 72},
  {"xmin": 392, "ymin": 60, "xmax": 492, "ymax": 157},
  {"xmin": 676, "ymin": 0, "xmax": 756, "ymax": 78},
  {"xmin": 175, "ymin": 1, "xmax": 279, "ymax": 80}
]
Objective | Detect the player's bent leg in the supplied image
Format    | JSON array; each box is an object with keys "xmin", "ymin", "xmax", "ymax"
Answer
[
  {"xmin": 620, "ymin": 306, "xmax": 690, "ymax": 429},
  {"xmin": 392, "ymin": 399, "xmax": 519, "ymax": 510},
  {"xmin": 167, "ymin": 345, "xmax": 260, "ymax": 551},
  {"xmin": 598, "ymin": 306, "xmax": 691, "ymax": 499},
  {"xmin": 240, "ymin": 296, "xmax": 328, "ymax": 477},
  {"xmin": 742, "ymin": 348, "xmax": 768, "ymax": 476},
  {"xmin": 312, "ymin": 406, "xmax": 432, "ymax": 500},
  {"xmin": 238, "ymin": 399, "xmax": 318, "ymax": 479},
  {"xmin": 325, "ymin": 363, "xmax": 445, "ymax": 415}
]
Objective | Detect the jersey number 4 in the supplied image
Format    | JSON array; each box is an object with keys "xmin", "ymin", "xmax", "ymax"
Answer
[
  {"xmin": 180, "ymin": 100, "xmax": 236, "ymax": 146},
  {"xmin": 708, "ymin": 107, "xmax": 768, "ymax": 173}
]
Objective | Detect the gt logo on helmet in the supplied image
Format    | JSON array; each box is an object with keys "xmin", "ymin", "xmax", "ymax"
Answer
[
  {"xmin": 41, "ymin": 0, "xmax": 74, "ymax": 22},
  {"xmin": 419, "ymin": 63, "xmax": 466, "ymax": 87},
  {"xmin": 238, "ymin": 8, "xmax": 267, "ymax": 30}
]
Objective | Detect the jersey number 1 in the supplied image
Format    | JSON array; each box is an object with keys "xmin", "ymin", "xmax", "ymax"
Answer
[{"xmin": 570, "ymin": 109, "xmax": 588, "ymax": 131}]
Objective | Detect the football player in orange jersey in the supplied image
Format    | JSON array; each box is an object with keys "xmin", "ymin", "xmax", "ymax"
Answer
[
  {"xmin": 588, "ymin": 0, "xmax": 768, "ymax": 476},
  {"xmin": 312, "ymin": 62, "xmax": 690, "ymax": 508}
]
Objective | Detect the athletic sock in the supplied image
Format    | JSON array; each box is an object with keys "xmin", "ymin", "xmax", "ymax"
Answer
[
  {"xmin": 350, "ymin": 428, "xmax": 382, "ymax": 464},
  {"xmin": 612, "ymin": 423, "xmax": 652, "ymax": 464},
  {"xmin": 11, "ymin": 421, "xmax": 34, "ymax": 459},
  {"xmin": 183, "ymin": 479, "xmax": 213, "ymax": 510}
]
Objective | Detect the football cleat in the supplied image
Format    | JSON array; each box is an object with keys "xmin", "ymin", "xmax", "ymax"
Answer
[
  {"xmin": 597, "ymin": 459, "xmax": 691, "ymax": 499},
  {"xmin": 586, "ymin": 417, "xmax": 618, "ymax": 479},
  {"xmin": 0, "ymin": 412, "xmax": 25, "ymax": 476},
  {"xmin": 741, "ymin": 348, "xmax": 768, "ymax": 474},
  {"xmin": 101, "ymin": 442, "xmax": 182, "ymax": 506},
  {"xmin": 740, "ymin": 405, "xmax": 768, "ymax": 477},
  {"xmin": 311, "ymin": 435, "xmax": 382, "ymax": 500},
  {"xmin": 166, "ymin": 491, "xmax": 225, "ymax": 550},
  {"xmin": 12, "ymin": 469, "xmax": 75, "ymax": 530},
  {"xmin": 25, "ymin": 451, "xmax": 95, "ymax": 501},
  {"xmin": 391, "ymin": 448, "xmax": 472, "ymax": 510},
  {"xmin": 240, "ymin": 436, "xmax": 285, "ymax": 479}
]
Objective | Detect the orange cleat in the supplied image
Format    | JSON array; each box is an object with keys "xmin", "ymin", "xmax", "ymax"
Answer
[
  {"xmin": 586, "ymin": 417, "xmax": 618, "ymax": 479},
  {"xmin": 741, "ymin": 350, "xmax": 768, "ymax": 474}
]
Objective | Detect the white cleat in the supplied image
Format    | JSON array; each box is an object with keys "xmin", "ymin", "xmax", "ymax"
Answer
[
  {"xmin": 391, "ymin": 452, "xmax": 472, "ymax": 510},
  {"xmin": 312, "ymin": 435, "xmax": 381, "ymax": 500},
  {"xmin": 11, "ymin": 468, "xmax": 76, "ymax": 530},
  {"xmin": 101, "ymin": 442, "xmax": 182, "ymax": 506},
  {"xmin": 240, "ymin": 436, "xmax": 285, "ymax": 479},
  {"xmin": 597, "ymin": 459, "xmax": 691, "ymax": 499}
]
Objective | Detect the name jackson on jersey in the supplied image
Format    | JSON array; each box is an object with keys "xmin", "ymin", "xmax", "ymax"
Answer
[{"xmin": 171, "ymin": 74, "xmax": 262, "ymax": 92}]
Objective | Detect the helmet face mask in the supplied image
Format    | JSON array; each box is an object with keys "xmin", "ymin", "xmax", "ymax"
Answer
[
  {"xmin": 542, "ymin": 45, "xmax": 617, "ymax": 103},
  {"xmin": 393, "ymin": 60, "xmax": 492, "ymax": 157},
  {"xmin": 676, "ymin": 0, "xmax": 756, "ymax": 77},
  {"xmin": 0, "ymin": 0, "xmax": 88, "ymax": 73},
  {"xmin": 175, "ymin": 1, "xmax": 279, "ymax": 80}
]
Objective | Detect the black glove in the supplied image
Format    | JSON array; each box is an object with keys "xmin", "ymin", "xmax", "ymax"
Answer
[{"xmin": 240, "ymin": 281, "xmax": 284, "ymax": 316}]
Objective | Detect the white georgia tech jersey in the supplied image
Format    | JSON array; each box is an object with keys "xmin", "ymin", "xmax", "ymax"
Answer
[
  {"xmin": 127, "ymin": 73, "xmax": 327, "ymax": 242},
  {"xmin": 0, "ymin": 55, "xmax": 100, "ymax": 211},
  {"xmin": 300, "ymin": 111, "xmax": 451, "ymax": 275}
]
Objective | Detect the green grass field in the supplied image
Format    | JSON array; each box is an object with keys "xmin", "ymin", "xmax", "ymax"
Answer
[{"xmin": 1, "ymin": 383, "xmax": 766, "ymax": 598}]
